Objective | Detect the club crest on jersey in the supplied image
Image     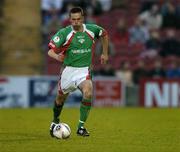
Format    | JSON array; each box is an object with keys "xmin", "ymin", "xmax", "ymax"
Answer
[
  {"xmin": 78, "ymin": 39, "xmax": 85, "ymax": 44},
  {"xmin": 53, "ymin": 36, "xmax": 60, "ymax": 43}
]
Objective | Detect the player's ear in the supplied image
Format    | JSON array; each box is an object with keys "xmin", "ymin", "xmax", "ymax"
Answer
[{"xmin": 81, "ymin": 15, "xmax": 84, "ymax": 22}]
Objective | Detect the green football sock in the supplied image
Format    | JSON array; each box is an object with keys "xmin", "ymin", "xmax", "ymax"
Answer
[
  {"xmin": 78, "ymin": 98, "xmax": 92, "ymax": 128},
  {"xmin": 53, "ymin": 101, "xmax": 64, "ymax": 123}
]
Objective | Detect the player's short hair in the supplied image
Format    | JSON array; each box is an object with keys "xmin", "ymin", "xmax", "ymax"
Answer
[{"xmin": 69, "ymin": 7, "xmax": 84, "ymax": 16}]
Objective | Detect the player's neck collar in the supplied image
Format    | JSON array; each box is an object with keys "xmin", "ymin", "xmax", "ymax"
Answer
[{"xmin": 71, "ymin": 24, "xmax": 86, "ymax": 33}]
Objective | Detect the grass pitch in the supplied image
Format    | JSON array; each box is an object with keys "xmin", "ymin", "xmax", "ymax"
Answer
[{"xmin": 0, "ymin": 107, "xmax": 180, "ymax": 152}]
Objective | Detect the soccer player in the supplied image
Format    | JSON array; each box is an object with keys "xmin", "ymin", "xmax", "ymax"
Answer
[{"xmin": 48, "ymin": 7, "xmax": 109, "ymax": 137}]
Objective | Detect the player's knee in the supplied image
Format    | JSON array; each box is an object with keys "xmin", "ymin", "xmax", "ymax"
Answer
[
  {"xmin": 56, "ymin": 94, "xmax": 67, "ymax": 105},
  {"xmin": 83, "ymin": 90, "xmax": 92, "ymax": 99}
]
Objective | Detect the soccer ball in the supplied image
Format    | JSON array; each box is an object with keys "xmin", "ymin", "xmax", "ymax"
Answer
[{"xmin": 53, "ymin": 123, "xmax": 71, "ymax": 139}]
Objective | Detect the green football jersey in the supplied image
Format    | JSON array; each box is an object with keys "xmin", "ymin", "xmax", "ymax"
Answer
[{"xmin": 48, "ymin": 24, "xmax": 107, "ymax": 67}]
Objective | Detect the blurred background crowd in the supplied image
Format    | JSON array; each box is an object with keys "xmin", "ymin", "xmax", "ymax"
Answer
[
  {"xmin": 0, "ymin": 0, "xmax": 180, "ymax": 87},
  {"xmin": 41, "ymin": 0, "xmax": 180, "ymax": 86}
]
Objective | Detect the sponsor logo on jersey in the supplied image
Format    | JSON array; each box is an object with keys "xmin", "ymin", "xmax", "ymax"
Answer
[
  {"xmin": 78, "ymin": 39, "xmax": 85, "ymax": 44},
  {"xmin": 77, "ymin": 36, "xmax": 84, "ymax": 39},
  {"xmin": 53, "ymin": 36, "xmax": 60, "ymax": 43},
  {"xmin": 72, "ymin": 49, "xmax": 91, "ymax": 54}
]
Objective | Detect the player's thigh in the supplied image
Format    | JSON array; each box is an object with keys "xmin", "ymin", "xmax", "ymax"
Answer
[
  {"xmin": 79, "ymin": 80, "xmax": 93, "ymax": 99},
  {"xmin": 60, "ymin": 67, "xmax": 77, "ymax": 93}
]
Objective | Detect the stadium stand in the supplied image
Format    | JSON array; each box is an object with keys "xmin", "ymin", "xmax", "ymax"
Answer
[
  {"xmin": 1, "ymin": 0, "xmax": 179, "ymax": 79},
  {"xmin": 0, "ymin": 0, "xmax": 43, "ymax": 75},
  {"xmin": 42, "ymin": 0, "xmax": 180, "ymax": 79},
  {"xmin": 0, "ymin": 0, "xmax": 4, "ymax": 71}
]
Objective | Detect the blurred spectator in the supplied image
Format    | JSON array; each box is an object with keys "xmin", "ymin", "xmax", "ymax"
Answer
[
  {"xmin": 149, "ymin": 60, "xmax": 166, "ymax": 78},
  {"xmin": 42, "ymin": 12, "xmax": 62, "ymax": 49},
  {"xmin": 139, "ymin": 4, "xmax": 162, "ymax": 30},
  {"xmin": 129, "ymin": 18, "xmax": 149, "ymax": 44},
  {"xmin": 133, "ymin": 60, "xmax": 149, "ymax": 84},
  {"xmin": 176, "ymin": 4, "xmax": 180, "ymax": 28},
  {"xmin": 41, "ymin": 0, "xmax": 63, "ymax": 24},
  {"xmin": 145, "ymin": 30, "xmax": 161, "ymax": 50},
  {"xmin": 178, "ymin": 62, "xmax": 180, "ymax": 76},
  {"xmin": 61, "ymin": 3, "xmax": 75, "ymax": 24},
  {"xmin": 95, "ymin": 40, "xmax": 115, "ymax": 56},
  {"xmin": 140, "ymin": 0, "xmax": 157, "ymax": 13},
  {"xmin": 61, "ymin": 0, "xmax": 77, "ymax": 14},
  {"xmin": 159, "ymin": 29, "xmax": 180, "ymax": 57},
  {"xmin": 42, "ymin": 12, "xmax": 62, "ymax": 36},
  {"xmin": 98, "ymin": 0, "xmax": 112, "ymax": 12},
  {"xmin": 90, "ymin": 0, "xmax": 103, "ymax": 16},
  {"xmin": 141, "ymin": 30, "xmax": 161, "ymax": 58},
  {"xmin": 161, "ymin": 1, "xmax": 179, "ymax": 29},
  {"xmin": 112, "ymin": 18, "xmax": 129, "ymax": 45},
  {"xmin": 77, "ymin": 0, "xmax": 90, "ymax": 11},
  {"xmin": 98, "ymin": 63, "xmax": 115, "ymax": 76},
  {"xmin": 84, "ymin": 7, "xmax": 97, "ymax": 24},
  {"xmin": 116, "ymin": 61, "xmax": 133, "ymax": 86},
  {"xmin": 166, "ymin": 61, "xmax": 180, "ymax": 78}
]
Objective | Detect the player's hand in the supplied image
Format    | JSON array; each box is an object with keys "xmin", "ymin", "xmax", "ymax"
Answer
[
  {"xmin": 100, "ymin": 54, "xmax": 108, "ymax": 64},
  {"xmin": 57, "ymin": 53, "xmax": 65, "ymax": 62}
]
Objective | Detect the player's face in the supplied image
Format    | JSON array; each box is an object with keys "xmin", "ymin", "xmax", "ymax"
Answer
[{"xmin": 70, "ymin": 12, "xmax": 84, "ymax": 31}]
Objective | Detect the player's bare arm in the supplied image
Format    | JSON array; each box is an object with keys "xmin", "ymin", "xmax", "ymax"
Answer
[
  {"xmin": 100, "ymin": 34, "xmax": 109, "ymax": 64},
  {"xmin": 48, "ymin": 49, "xmax": 64, "ymax": 62}
]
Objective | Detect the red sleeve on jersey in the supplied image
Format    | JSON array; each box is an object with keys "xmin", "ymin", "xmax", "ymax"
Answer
[
  {"xmin": 101, "ymin": 30, "xmax": 108, "ymax": 37},
  {"xmin": 48, "ymin": 40, "xmax": 61, "ymax": 53}
]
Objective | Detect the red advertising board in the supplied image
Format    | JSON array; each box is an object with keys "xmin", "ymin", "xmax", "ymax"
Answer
[
  {"xmin": 140, "ymin": 78, "xmax": 180, "ymax": 107},
  {"xmin": 93, "ymin": 78, "xmax": 125, "ymax": 107}
]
